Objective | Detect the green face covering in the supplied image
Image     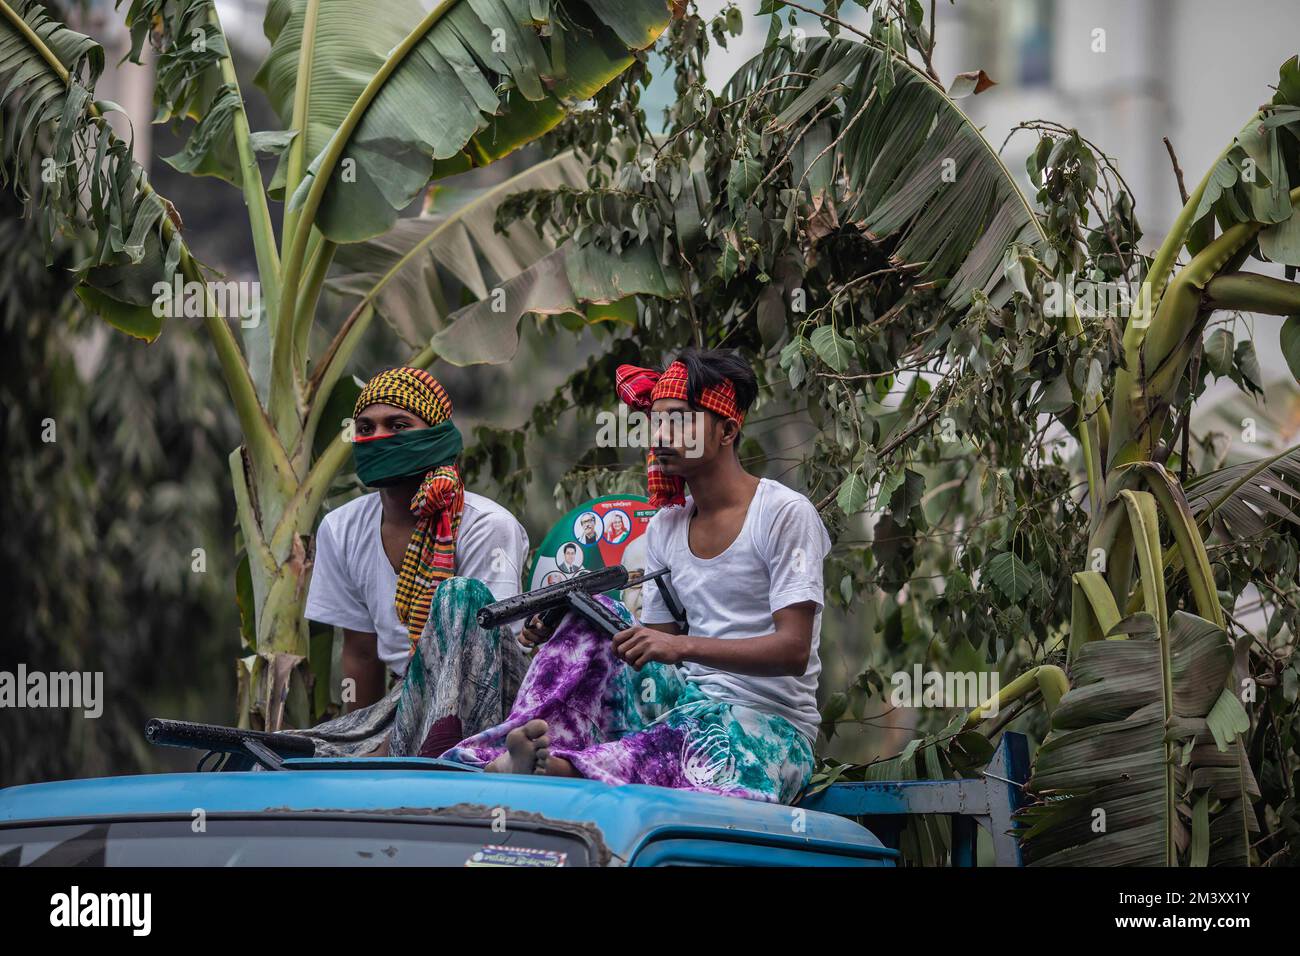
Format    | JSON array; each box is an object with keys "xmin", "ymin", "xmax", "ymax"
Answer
[{"xmin": 352, "ymin": 421, "xmax": 463, "ymax": 487}]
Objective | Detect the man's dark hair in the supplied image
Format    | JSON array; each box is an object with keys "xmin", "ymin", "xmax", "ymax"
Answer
[
  {"xmin": 673, "ymin": 347, "xmax": 758, "ymax": 415},
  {"xmin": 564, "ymin": 543, "xmax": 577, "ymax": 554}
]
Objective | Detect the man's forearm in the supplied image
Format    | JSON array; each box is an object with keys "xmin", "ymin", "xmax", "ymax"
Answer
[{"xmin": 678, "ymin": 631, "xmax": 810, "ymax": 677}]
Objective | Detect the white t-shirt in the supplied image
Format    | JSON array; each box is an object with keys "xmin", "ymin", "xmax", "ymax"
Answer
[
  {"xmin": 305, "ymin": 491, "xmax": 529, "ymax": 675},
  {"xmin": 639, "ymin": 478, "xmax": 830, "ymax": 742}
]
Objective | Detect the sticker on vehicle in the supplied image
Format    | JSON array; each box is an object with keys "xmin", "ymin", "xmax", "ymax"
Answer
[{"xmin": 465, "ymin": 845, "xmax": 568, "ymax": 867}]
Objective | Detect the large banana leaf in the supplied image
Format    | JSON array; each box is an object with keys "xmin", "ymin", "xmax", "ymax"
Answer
[
  {"xmin": 327, "ymin": 151, "xmax": 681, "ymax": 365},
  {"xmin": 1017, "ymin": 611, "xmax": 1256, "ymax": 866},
  {"xmin": 0, "ymin": 1, "xmax": 101, "ymax": 199},
  {"xmin": 722, "ymin": 36, "xmax": 1049, "ymax": 311},
  {"xmin": 327, "ymin": 151, "xmax": 588, "ymax": 348},
  {"xmin": 118, "ymin": 0, "xmax": 245, "ymax": 186},
  {"xmin": 1184, "ymin": 443, "xmax": 1300, "ymax": 542},
  {"xmin": 429, "ymin": 237, "xmax": 678, "ymax": 365},
  {"xmin": 278, "ymin": 0, "xmax": 673, "ymax": 244},
  {"xmin": 0, "ymin": 0, "xmax": 179, "ymax": 340},
  {"xmin": 254, "ymin": 0, "xmax": 422, "ymax": 199}
]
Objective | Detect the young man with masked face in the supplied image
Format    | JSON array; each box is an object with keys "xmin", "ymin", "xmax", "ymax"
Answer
[
  {"xmin": 441, "ymin": 349, "xmax": 831, "ymax": 804},
  {"xmin": 299, "ymin": 367, "xmax": 530, "ymax": 757}
]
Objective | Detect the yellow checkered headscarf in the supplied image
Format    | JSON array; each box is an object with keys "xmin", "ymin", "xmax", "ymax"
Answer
[
  {"xmin": 354, "ymin": 366, "xmax": 453, "ymax": 426},
  {"xmin": 354, "ymin": 367, "xmax": 464, "ymax": 652}
]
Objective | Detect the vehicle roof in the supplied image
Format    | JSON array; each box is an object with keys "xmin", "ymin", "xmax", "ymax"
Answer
[{"xmin": 0, "ymin": 759, "xmax": 893, "ymax": 864}]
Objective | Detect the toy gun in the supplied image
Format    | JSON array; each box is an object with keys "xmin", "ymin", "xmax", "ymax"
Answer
[{"xmin": 477, "ymin": 565, "xmax": 686, "ymax": 639}]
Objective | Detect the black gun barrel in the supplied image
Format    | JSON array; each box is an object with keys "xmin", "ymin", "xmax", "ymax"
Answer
[
  {"xmin": 144, "ymin": 718, "xmax": 316, "ymax": 757},
  {"xmin": 477, "ymin": 565, "xmax": 630, "ymax": 629},
  {"xmin": 478, "ymin": 565, "xmax": 675, "ymax": 631}
]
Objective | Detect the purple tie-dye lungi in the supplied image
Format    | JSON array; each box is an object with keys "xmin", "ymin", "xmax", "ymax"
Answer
[{"xmin": 441, "ymin": 596, "xmax": 814, "ymax": 804}]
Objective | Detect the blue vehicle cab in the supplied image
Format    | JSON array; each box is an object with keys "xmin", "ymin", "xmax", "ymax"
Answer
[{"xmin": 0, "ymin": 721, "xmax": 1027, "ymax": 867}]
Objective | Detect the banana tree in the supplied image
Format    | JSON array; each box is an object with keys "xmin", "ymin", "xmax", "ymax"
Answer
[
  {"xmin": 489, "ymin": 3, "xmax": 1300, "ymax": 864},
  {"xmin": 1027, "ymin": 64, "xmax": 1300, "ymax": 865},
  {"xmin": 0, "ymin": 0, "xmax": 673, "ymax": 728},
  {"xmin": 798, "ymin": 38, "xmax": 1298, "ymax": 864}
]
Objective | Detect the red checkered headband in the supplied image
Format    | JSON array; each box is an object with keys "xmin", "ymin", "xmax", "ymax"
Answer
[{"xmin": 615, "ymin": 361, "xmax": 746, "ymax": 509}]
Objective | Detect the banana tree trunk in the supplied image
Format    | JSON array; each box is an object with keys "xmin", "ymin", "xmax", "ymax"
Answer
[
  {"xmin": 230, "ymin": 409, "xmax": 359, "ymax": 730},
  {"xmin": 231, "ymin": 446, "xmax": 311, "ymax": 730}
]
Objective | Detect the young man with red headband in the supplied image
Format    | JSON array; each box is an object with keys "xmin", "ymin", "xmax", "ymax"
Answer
[
  {"xmin": 297, "ymin": 367, "xmax": 530, "ymax": 758},
  {"xmin": 441, "ymin": 349, "xmax": 831, "ymax": 804}
]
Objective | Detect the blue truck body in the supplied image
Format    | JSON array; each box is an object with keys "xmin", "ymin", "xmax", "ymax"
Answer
[
  {"xmin": 0, "ymin": 733, "xmax": 1028, "ymax": 866},
  {"xmin": 0, "ymin": 758, "xmax": 896, "ymax": 866}
]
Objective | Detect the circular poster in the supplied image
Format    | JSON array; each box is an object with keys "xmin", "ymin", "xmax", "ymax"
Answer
[{"xmin": 528, "ymin": 495, "xmax": 656, "ymax": 608}]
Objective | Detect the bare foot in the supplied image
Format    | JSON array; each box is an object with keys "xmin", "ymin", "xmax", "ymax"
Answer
[{"xmin": 486, "ymin": 719, "xmax": 551, "ymax": 775}]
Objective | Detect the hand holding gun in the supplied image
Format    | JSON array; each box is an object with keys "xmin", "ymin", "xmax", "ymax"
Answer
[{"xmin": 478, "ymin": 565, "xmax": 685, "ymax": 644}]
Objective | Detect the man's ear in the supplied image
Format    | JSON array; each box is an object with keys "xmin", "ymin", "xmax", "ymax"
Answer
[{"xmin": 719, "ymin": 417, "xmax": 741, "ymax": 448}]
